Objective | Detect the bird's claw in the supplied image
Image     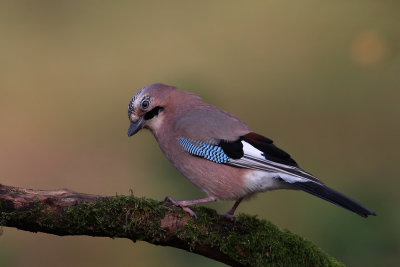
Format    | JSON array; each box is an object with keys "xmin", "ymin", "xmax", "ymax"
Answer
[
  {"xmin": 218, "ymin": 212, "xmax": 237, "ymax": 223},
  {"xmin": 163, "ymin": 196, "xmax": 198, "ymax": 220}
]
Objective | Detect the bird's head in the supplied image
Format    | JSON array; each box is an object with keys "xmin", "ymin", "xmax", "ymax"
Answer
[{"xmin": 127, "ymin": 83, "xmax": 176, "ymax": 136}]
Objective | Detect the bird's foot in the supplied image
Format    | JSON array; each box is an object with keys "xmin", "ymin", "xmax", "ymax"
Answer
[
  {"xmin": 163, "ymin": 196, "xmax": 198, "ymax": 219},
  {"xmin": 218, "ymin": 198, "xmax": 242, "ymax": 222},
  {"xmin": 218, "ymin": 212, "xmax": 237, "ymax": 223}
]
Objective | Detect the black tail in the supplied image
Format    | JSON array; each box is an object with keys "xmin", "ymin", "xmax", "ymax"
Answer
[{"xmin": 292, "ymin": 181, "xmax": 376, "ymax": 218}]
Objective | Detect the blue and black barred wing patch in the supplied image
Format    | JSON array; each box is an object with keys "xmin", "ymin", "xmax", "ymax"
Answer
[{"xmin": 178, "ymin": 138, "xmax": 230, "ymax": 164}]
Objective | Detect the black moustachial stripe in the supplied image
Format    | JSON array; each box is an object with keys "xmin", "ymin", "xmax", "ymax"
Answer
[{"xmin": 144, "ymin": 106, "xmax": 164, "ymax": 120}]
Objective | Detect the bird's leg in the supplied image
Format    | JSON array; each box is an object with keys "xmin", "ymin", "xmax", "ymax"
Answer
[
  {"xmin": 164, "ymin": 196, "xmax": 216, "ymax": 219},
  {"xmin": 219, "ymin": 197, "xmax": 243, "ymax": 221}
]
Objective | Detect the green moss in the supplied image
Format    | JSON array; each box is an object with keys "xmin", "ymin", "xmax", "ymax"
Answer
[
  {"xmin": 1, "ymin": 193, "xmax": 342, "ymax": 266},
  {"xmin": 47, "ymin": 195, "xmax": 166, "ymax": 240},
  {"xmin": 1, "ymin": 194, "xmax": 166, "ymax": 241},
  {"xmin": 166, "ymin": 206, "xmax": 342, "ymax": 266}
]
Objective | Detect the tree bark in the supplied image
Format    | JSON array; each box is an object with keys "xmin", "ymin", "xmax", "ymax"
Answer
[{"xmin": 0, "ymin": 184, "xmax": 341, "ymax": 266}]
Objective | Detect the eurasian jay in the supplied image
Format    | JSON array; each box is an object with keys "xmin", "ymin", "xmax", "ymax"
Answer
[{"xmin": 127, "ymin": 83, "xmax": 376, "ymax": 219}]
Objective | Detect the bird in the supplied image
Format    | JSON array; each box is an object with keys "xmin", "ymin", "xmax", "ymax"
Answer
[{"xmin": 127, "ymin": 83, "xmax": 376, "ymax": 219}]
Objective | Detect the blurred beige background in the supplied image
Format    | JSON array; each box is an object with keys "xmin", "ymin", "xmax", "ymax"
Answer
[{"xmin": 0, "ymin": 1, "xmax": 399, "ymax": 266}]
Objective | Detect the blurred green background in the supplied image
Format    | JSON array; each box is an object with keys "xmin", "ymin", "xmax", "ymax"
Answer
[{"xmin": 0, "ymin": 1, "xmax": 399, "ymax": 266}]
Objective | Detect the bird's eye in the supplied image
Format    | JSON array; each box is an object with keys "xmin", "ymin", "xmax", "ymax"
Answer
[{"xmin": 141, "ymin": 100, "xmax": 150, "ymax": 109}]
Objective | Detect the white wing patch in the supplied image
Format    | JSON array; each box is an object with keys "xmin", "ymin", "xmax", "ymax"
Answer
[
  {"xmin": 241, "ymin": 140, "xmax": 264, "ymax": 158},
  {"xmin": 228, "ymin": 141, "xmax": 323, "ymax": 185}
]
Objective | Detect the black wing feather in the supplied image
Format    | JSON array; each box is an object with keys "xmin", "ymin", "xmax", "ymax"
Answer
[
  {"xmin": 218, "ymin": 132, "xmax": 298, "ymax": 166},
  {"xmin": 242, "ymin": 132, "xmax": 298, "ymax": 166},
  {"xmin": 219, "ymin": 139, "xmax": 243, "ymax": 159}
]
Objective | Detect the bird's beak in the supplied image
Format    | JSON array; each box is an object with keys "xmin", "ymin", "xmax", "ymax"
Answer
[{"xmin": 128, "ymin": 116, "xmax": 144, "ymax": 137}]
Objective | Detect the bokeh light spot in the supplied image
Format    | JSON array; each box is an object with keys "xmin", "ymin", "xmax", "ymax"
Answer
[{"xmin": 350, "ymin": 30, "xmax": 387, "ymax": 68}]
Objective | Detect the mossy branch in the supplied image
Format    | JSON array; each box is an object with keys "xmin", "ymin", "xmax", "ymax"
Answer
[{"xmin": 0, "ymin": 184, "xmax": 341, "ymax": 266}]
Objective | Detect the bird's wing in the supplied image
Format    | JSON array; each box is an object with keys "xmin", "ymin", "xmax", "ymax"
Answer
[
  {"xmin": 225, "ymin": 132, "xmax": 323, "ymax": 184},
  {"xmin": 178, "ymin": 132, "xmax": 376, "ymax": 217},
  {"xmin": 178, "ymin": 132, "xmax": 321, "ymax": 184}
]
